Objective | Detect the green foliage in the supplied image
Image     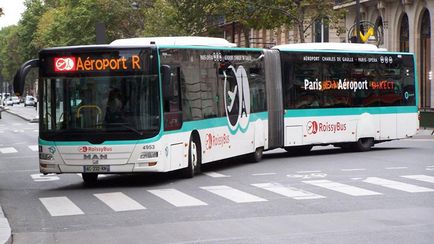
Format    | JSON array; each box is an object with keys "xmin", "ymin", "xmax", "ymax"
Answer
[
  {"xmin": 0, "ymin": 26, "xmax": 23, "ymax": 81},
  {"xmin": 0, "ymin": 0, "xmax": 345, "ymax": 84},
  {"xmin": 141, "ymin": 0, "xmax": 188, "ymax": 36}
]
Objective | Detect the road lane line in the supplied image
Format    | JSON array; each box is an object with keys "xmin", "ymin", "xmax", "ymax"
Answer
[
  {"xmin": 40, "ymin": 197, "xmax": 84, "ymax": 216},
  {"xmin": 31, "ymin": 174, "xmax": 59, "ymax": 182},
  {"xmin": 385, "ymin": 167, "xmax": 408, "ymax": 170},
  {"xmin": 252, "ymin": 182, "xmax": 325, "ymax": 200},
  {"xmin": 401, "ymin": 175, "xmax": 434, "ymax": 184},
  {"xmin": 148, "ymin": 189, "xmax": 207, "ymax": 207},
  {"xmin": 296, "ymin": 170, "xmax": 321, "ymax": 174},
  {"xmin": 204, "ymin": 172, "xmax": 230, "ymax": 178},
  {"xmin": 0, "ymin": 147, "xmax": 18, "ymax": 154},
  {"xmin": 94, "ymin": 192, "xmax": 146, "ymax": 212},
  {"xmin": 252, "ymin": 173, "xmax": 277, "ymax": 176},
  {"xmin": 363, "ymin": 177, "xmax": 434, "ymax": 193},
  {"xmin": 303, "ymin": 180, "xmax": 382, "ymax": 196},
  {"xmin": 341, "ymin": 168, "xmax": 366, "ymax": 172},
  {"xmin": 201, "ymin": 185, "xmax": 267, "ymax": 203},
  {"xmin": 28, "ymin": 145, "xmax": 39, "ymax": 151}
]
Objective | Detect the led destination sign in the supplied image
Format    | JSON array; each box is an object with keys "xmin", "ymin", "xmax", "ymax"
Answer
[{"xmin": 54, "ymin": 55, "xmax": 141, "ymax": 72}]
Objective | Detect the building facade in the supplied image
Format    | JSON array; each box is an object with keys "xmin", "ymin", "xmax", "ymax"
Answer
[
  {"xmin": 221, "ymin": 0, "xmax": 433, "ymax": 112},
  {"xmin": 336, "ymin": 0, "xmax": 433, "ymax": 111}
]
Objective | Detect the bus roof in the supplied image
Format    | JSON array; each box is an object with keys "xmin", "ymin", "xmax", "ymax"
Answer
[
  {"xmin": 110, "ymin": 36, "xmax": 237, "ymax": 48},
  {"xmin": 273, "ymin": 42, "xmax": 387, "ymax": 52}
]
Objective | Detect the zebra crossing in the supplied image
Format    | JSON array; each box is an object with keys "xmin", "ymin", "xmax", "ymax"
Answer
[
  {"xmin": 38, "ymin": 175, "xmax": 434, "ymax": 217},
  {"xmin": 0, "ymin": 145, "xmax": 38, "ymax": 154}
]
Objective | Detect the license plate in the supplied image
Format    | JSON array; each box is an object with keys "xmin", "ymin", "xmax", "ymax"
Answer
[{"xmin": 83, "ymin": 165, "xmax": 110, "ymax": 173}]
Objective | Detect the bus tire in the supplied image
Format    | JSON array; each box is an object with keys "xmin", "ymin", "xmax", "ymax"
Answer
[
  {"xmin": 181, "ymin": 135, "xmax": 201, "ymax": 178},
  {"xmin": 250, "ymin": 147, "xmax": 264, "ymax": 163},
  {"xmin": 353, "ymin": 138, "xmax": 374, "ymax": 152},
  {"xmin": 82, "ymin": 173, "xmax": 98, "ymax": 186}
]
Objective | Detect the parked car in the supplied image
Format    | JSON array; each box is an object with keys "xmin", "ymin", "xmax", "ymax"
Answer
[
  {"xmin": 3, "ymin": 97, "xmax": 13, "ymax": 106},
  {"xmin": 11, "ymin": 96, "xmax": 20, "ymax": 104},
  {"xmin": 24, "ymin": 96, "xmax": 37, "ymax": 107}
]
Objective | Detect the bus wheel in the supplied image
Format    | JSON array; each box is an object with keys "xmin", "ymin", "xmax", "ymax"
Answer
[
  {"xmin": 181, "ymin": 136, "xmax": 201, "ymax": 178},
  {"xmin": 353, "ymin": 138, "xmax": 374, "ymax": 152},
  {"xmin": 250, "ymin": 147, "xmax": 264, "ymax": 163},
  {"xmin": 82, "ymin": 173, "xmax": 98, "ymax": 186}
]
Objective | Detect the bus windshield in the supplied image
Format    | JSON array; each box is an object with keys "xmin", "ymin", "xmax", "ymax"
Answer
[{"xmin": 41, "ymin": 74, "xmax": 160, "ymax": 141}]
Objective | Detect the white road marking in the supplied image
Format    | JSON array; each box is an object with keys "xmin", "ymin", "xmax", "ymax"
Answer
[
  {"xmin": 148, "ymin": 189, "xmax": 207, "ymax": 207},
  {"xmin": 252, "ymin": 173, "xmax": 277, "ymax": 176},
  {"xmin": 13, "ymin": 130, "xmax": 24, "ymax": 133},
  {"xmin": 0, "ymin": 147, "xmax": 18, "ymax": 154},
  {"xmin": 31, "ymin": 174, "xmax": 59, "ymax": 182},
  {"xmin": 341, "ymin": 168, "xmax": 366, "ymax": 172},
  {"xmin": 252, "ymin": 182, "xmax": 325, "ymax": 200},
  {"xmin": 303, "ymin": 180, "xmax": 382, "ymax": 196},
  {"xmin": 28, "ymin": 145, "xmax": 39, "ymax": 151},
  {"xmin": 403, "ymin": 139, "xmax": 434, "ymax": 142},
  {"xmin": 296, "ymin": 170, "xmax": 322, "ymax": 174},
  {"xmin": 385, "ymin": 167, "xmax": 408, "ymax": 170},
  {"xmin": 287, "ymin": 173, "xmax": 327, "ymax": 179},
  {"xmin": 204, "ymin": 172, "xmax": 230, "ymax": 178},
  {"xmin": 40, "ymin": 197, "xmax": 84, "ymax": 216},
  {"xmin": 201, "ymin": 185, "xmax": 267, "ymax": 203},
  {"xmin": 363, "ymin": 177, "xmax": 434, "ymax": 193},
  {"xmin": 401, "ymin": 175, "xmax": 434, "ymax": 184},
  {"xmin": 94, "ymin": 192, "xmax": 146, "ymax": 212}
]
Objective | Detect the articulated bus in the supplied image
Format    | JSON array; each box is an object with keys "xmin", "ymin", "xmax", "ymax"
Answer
[{"xmin": 14, "ymin": 37, "xmax": 418, "ymax": 184}]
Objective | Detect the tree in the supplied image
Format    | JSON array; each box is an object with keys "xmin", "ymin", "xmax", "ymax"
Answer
[
  {"xmin": 0, "ymin": 26, "xmax": 24, "ymax": 87},
  {"xmin": 171, "ymin": 0, "xmax": 344, "ymax": 44},
  {"xmin": 248, "ymin": 0, "xmax": 345, "ymax": 43},
  {"xmin": 141, "ymin": 0, "xmax": 188, "ymax": 36}
]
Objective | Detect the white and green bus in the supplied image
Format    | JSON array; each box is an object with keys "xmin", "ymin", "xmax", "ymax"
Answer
[{"xmin": 14, "ymin": 37, "xmax": 418, "ymax": 184}]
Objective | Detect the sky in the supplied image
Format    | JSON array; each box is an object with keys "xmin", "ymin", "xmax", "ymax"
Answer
[{"xmin": 0, "ymin": 0, "xmax": 26, "ymax": 29}]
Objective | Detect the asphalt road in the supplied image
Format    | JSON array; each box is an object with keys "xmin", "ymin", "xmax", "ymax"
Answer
[{"xmin": 0, "ymin": 110, "xmax": 434, "ymax": 244}]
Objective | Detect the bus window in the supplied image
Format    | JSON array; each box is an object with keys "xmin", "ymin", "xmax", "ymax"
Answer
[{"xmin": 162, "ymin": 66, "xmax": 182, "ymax": 131}]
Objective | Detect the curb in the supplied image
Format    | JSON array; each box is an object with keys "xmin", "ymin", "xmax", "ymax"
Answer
[
  {"xmin": 0, "ymin": 207, "xmax": 11, "ymax": 244},
  {"xmin": 2, "ymin": 107, "xmax": 38, "ymax": 123}
]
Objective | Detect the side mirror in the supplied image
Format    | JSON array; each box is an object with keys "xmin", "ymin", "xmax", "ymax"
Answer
[{"xmin": 14, "ymin": 59, "xmax": 39, "ymax": 96}]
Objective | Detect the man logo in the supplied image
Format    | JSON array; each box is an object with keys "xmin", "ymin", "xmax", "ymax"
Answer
[
  {"xmin": 307, "ymin": 121, "xmax": 318, "ymax": 135},
  {"xmin": 54, "ymin": 57, "xmax": 76, "ymax": 72},
  {"xmin": 223, "ymin": 65, "xmax": 250, "ymax": 134}
]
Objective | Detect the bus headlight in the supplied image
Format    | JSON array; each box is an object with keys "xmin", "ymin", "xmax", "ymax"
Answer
[
  {"xmin": 140, "ymin": 151, "xmax": 158, "ymax": 159},
  {"xmin": 39, "ymin": 153, "xmax": 54, "ymax": 160}
]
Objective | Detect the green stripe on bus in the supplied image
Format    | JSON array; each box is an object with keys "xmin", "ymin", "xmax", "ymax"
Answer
[{"xmin": 284, "ymin": 106, "xmax": 417, "ymax": 117}]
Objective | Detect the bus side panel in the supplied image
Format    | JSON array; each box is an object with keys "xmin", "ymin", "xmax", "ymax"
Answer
[
  {"xmin": 396, "ymin": 112, "xmax": 419, "ymax": 138},
  {"xmin": 284, "ymin": 115, "xmax": 357, "ymax": 145},
  {"xmin": 380, "ymin": 113, "xmax": 397, "ymax": 140}
]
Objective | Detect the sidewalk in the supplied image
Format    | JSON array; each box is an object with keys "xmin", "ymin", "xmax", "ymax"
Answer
[{"xmin": 1, "ymin": 104, "xmax": 39, "ymax": 123}]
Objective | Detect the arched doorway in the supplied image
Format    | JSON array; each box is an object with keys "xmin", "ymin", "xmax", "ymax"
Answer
[
  {"xmin": 400, "ymin": 14, "xmax": 409, "ymax": 52},
  {"xmin": 420, "ymin": 9, "xmax": 431, "ymax": 109}
]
